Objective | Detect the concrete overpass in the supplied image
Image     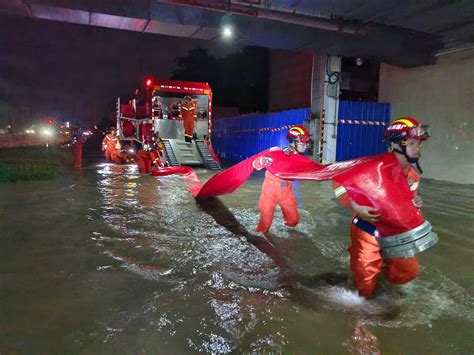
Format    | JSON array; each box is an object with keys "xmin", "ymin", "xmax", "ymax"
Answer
[
  {"xmin": 1, "ymin": 0, "xmax": 473, "ymax": 68},
  {"xmin": 1, "ymin": 0, "xmax": 473, "ymax": 181}
]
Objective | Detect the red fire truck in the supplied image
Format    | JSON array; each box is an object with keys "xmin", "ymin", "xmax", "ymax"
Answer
[{"xmin": 116, "ymin": 78, "xmax": 221, "ymax": 170}]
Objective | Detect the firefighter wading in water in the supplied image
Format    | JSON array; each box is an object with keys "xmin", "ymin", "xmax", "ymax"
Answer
[
  {"xmin": 333, "ymin": 117, "xmax": 431, "ymax": 298},
  {"xmin": 102, "ymin": 127, "xmax": 119, "ymax": 161},
  {"xmin": 180, "ymin": 95, "xmax": 197, "ymax": 142},
  {"xmin": 73, "ymin": 133, "xmax": 87, "ymax": 169},
  {"xmin": 253, "ymin": 125, "xmax": 310, "ymax": 233},
  {"xmin": 135, "ymin": 143, "xmax": 163, "ymax": 174}
]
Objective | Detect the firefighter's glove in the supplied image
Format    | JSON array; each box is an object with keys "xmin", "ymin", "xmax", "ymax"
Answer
[
  {"xmin": 253, "ymin": 156, "xmax": 273, "ymax": 171},
  {"xmin": 261, "ymin": 156, "xmax": 273, "ymax": 167}
]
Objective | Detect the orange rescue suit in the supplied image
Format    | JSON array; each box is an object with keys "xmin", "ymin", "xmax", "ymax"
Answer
[
  {"xmin": 73, "ymin": 136, "xmax": 86, "ymax": 169},
  {"xmin": 254, "ymin": 151, "xmax": 300, "ymax": 233},
  {"xmin": 135, "ymin": 149, "xmax": 151, "ymax": 173},
  {"xmin": 180, "ymin": 101, "xmax": 197, "ymax": 139},
  {"xmin": 135, "ymin": 150, "xmax": 155, "ymax": 173},
  {"xmin": 334, "ymin": 163, "xmax": 421, "ymax": 298},
  {"xmin": 135, "ymin": 149, "xmax": 164, "ymax": 173},
  {"xmin": 150, "ymin": 151, "xmax": 162, "ymax": 168},
  {"xmin": 110, "ymin": 149, "xmax": 129, "ymax": 165},
  {"xmin": 102, "ymin": 133, "xmax": 119, "ymax": 161}
]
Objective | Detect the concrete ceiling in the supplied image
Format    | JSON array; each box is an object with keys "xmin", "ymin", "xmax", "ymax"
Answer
[{"xmin": 1, "ymin": 0, "xmax": 473, "ymax": 67}]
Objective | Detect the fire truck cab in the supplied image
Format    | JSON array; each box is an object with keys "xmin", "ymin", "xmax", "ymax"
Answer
[{"xmin": 116, "ymin": 78, "xmax": 221, "ymax": 170}]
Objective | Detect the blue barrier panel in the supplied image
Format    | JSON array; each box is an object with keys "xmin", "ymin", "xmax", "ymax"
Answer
[
  {"xmin": 211, "ymin": 108, "xmax": 310, "ymax": 162},
  {"xmin": 336, "ymin": 101, "xmax": 391, "ymax": 161}
]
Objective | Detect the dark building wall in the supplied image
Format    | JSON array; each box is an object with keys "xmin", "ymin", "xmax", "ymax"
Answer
[
  {"xmin": 340, "ymin": 57, "xmax": 380, "ymax": 102},
  {"xmin": 268, "ymin": 50, "xmax": 314, "ymax": 112},
  {"xmin": 379, "ymin": 50, "xmax": 474, "ymax": 184},
  {"xmin": 212, "ymin": 106, "xmax": 240, "ymax": 119}
]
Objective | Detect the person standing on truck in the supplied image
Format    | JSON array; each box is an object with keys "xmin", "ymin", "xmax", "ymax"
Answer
[{"xmin": 179, "ymin": 95, "xmax": 197, "ymax": 143}]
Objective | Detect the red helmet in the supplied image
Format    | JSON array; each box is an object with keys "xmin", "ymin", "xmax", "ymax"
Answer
[
  {"xmin": 286, "ymin": 125, "xmax": 310, "ymax": 143},
  {"xmin": 384, "ymin": 117, "xmax": 430, "ymax": 142}
]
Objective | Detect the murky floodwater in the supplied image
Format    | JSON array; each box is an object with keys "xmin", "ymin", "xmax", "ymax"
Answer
[{"xmin": 1, "ymin": 163, "xmax": 473, "ymax": 354}]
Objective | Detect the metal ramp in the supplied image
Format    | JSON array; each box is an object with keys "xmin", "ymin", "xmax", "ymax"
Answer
[
  {"xmin": 162, "ymin": 139, "xmax": 180, "ymax": 166},
  {"xmin": 195, "ymin": 140, "xmax": 221, "ymax": 170},
  {"xmin": 162, "ymin": 139, "xmax": 203, "ymax": 166},
  {"xmin": 161, "ymin": 139, "xmax": 221, "ymax": 170}
]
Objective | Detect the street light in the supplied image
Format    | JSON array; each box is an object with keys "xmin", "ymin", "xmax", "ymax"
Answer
[
  {"xmin": 42, "ymin": 128, "xmax": 53, "ymax": 136},
  {"xmin": 42, "ymin": 127, "xmax": 54, "ymax": 147},
  {"xmin": 220, "ymin": 13, "xmax": 234, "ymax": 40},
  {"xmin": 222, "ymin": 25, "xmax": 233, "ymax": 38}
]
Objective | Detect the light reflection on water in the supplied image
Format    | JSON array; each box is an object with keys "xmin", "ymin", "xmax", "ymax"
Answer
[{"xmin": 0, "ymin": 163, "xmax": 472, "ymax": 353}]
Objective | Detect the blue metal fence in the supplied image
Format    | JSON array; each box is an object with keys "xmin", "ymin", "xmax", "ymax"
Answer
[
  {"xmin": 212, "ymin": 108, "xmax": 310, "ymax": 162},
  {"xmin": 336, "ymin": 101, "xmax": 391, "ymax": 161}
]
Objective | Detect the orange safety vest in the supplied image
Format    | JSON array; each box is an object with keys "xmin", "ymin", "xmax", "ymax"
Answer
[
  {"xmin": 179, "ymin": 102, "xmax": 196, "ymax": 120},
  {"xmin": 102, "ymin": 133, "xmax": 119, "ymax": 150}
]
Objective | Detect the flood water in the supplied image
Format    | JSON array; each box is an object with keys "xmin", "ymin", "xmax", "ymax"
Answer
[{"xmin": 1, "ymin": 163, "xmax": 473, "ymax": 354}]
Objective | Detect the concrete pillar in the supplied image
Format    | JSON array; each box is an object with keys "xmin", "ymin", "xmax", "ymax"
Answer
[
  {"xmin": 267, "ymin": 50, "xmax": 341, "ymax": 163},
  {"xmin": 310, "ymin": 53, "xmax": 324, "ymax": 162},
  {"xmin": 320, "ymin": 55, "xmax": 341, "ymax": 164}
]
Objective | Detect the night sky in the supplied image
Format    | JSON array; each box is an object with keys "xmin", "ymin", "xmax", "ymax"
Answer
[{"xmin": 0, "ymin": 15, "xmax": 241, "ymax": 127}]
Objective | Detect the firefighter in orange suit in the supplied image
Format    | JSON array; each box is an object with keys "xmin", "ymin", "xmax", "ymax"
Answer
[
  {"xmin": 110, "ymin": 142, "xmax": 124, "ymax": 164},
  {"xmin": 253, "ymin": 125, "xmax": 310, "ymax": 233},
  {"xmin": 73, "ymin": 134, "xmax": 87, "ymax": 169},
  {"xmin": 135, "ymin": 145, "xmax": 151, "ymax": 173},
  {"xmin": 154, "ymin": 140, "xmax": 167, "ymax": 168},
  {"xmin": 102, "ymin": 127, "xmax": 119, "ymax": 161},
  {"xmin": 134, "ymin": 144, "xmax": 155, "ymax": 173},
  {"xmin": 149, "ymin": 144, "xmax": 164, "ymax": 169},
  {"xmin": 135, "ymin": 144, "xmax": 164, "ymax": 173},
  {"xmin": 179, "ymin": 95, "xmax": 197, "ymax": 142},
  {"xmin": 333, "ymin": 117, "xmax": 431, "ymax": 298},
  {"xmin": 110, "ymin": 141, "xmax": 134, "ymax": 165},
  {"xmin": 111, "ymin": 150, "xmax": 126, "ymax": 164}
]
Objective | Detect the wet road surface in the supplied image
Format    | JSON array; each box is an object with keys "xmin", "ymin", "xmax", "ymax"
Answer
[{"xmin": 0, "ymin": 163, "xmax": 473, "ymax": 353}]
